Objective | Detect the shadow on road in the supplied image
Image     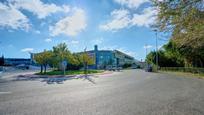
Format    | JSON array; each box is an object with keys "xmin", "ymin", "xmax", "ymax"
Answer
[{"xmin": 13, "ymin": 74, "xmax": 97, "ymax": 84}]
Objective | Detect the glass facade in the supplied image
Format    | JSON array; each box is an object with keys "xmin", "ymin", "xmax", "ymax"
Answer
[
  {"xmin": 4, "ymin": 58, "xmax": 31, "ymax": 66},
  {"xmin": 87, "ymin": 45, "xmax": 135, "ymax": 69}
]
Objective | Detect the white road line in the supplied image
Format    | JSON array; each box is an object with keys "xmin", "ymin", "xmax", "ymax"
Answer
[{"xmin": 0, "ymin": 92, "xmax": 12, "ymax": 94}]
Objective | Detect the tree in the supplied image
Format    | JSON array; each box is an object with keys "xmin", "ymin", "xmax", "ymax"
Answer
[
  {"xmin": 34, "ymin": 53, "xmax": 44, "ymax": 73},
  {"xmin": 152, "ymin": 0, "xmax": 204, "ymax": 67},
  {"xmin": 34, "ymin": 50, "xmax": 53, "ymax": 73},
  {"xmin": 68, "ymin": 53, "xmax": 83, "ymax": 70},
  {"xmin": 82, "ymin": 49, "xmax": 94, "ymax": 75},
  {"xmin": 42, "ymin": 50, "xmax": 53, "ymax": 73},
  {"xmin": 53, "ymin": 43, "xmax": 71, "ymax": 70},
  {"xmin": 122, "ymin": 63, "xmax": 132, "ymax": 69},
  {"xmin": 53, "ymin": 43, "xmax": 69, "ymax": 62},
  {"xmin": 146, "ymin": 42, "xmax": 184, "ymax": 67},
  {"xmin": 163, "ymin": 40, "xmax": 184, "ymax": 67}
]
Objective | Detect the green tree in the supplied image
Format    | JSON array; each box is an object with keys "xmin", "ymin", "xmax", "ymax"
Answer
[
  {"xmin": 42, "ymin": 50, "xmax": 53, "ymax": 73},
  {"xmin": 163, "ymin": 40, "xmax": 184, "ymax": 67},
  {"xmin": 34, "ymin": 50, "xmax": 53, "ymax": 73},
  {"xmin": 152, "ymin": 0, "xmax": 204, "ymax": 67},
  {"xmin": 52, "ymin": 43, "xmax": 76, "ymax": 70},
  {"xmin": 146, "ymin": 47, "xmax": 184, "ymax": 67},
  {"xmin": 68, "ymin": 53, "xmax": 83, "ymax": 70},
  {"xmin": 82, "ymin": 50, "xmax": 94, "ymax": 75},
  {"xmin": 34, "ymin": 53, "xmax": 44, "ymax": 73}
]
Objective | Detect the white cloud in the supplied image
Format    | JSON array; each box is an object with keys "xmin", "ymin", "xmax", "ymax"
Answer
[
  {"xmin": 71, "ymin": 40, "xmax": 79, "ymax": 44},
  {"xmin": 99, "ymin": 9, "xmax": 131, "ymax": 31},
  {"xmin": 35, "ymin": 30, "xmax": 40, "ymax": 34},
  {"xmin": 50, "ymin": 8, "xmax": 86, "ymax": 37},
  {"xmin": 100, "ymin": 7, "xmax": 157, "ymax": 31},
  {"xmin": 0, "ymin": 3, "xmax": 30, "ymax": 31},
  {"xmin": 10, "ymin": 0, "xmax": 70, "ymax": 19},
  {"xmin": 114, "ymin": 0, "xmax": 149, "ymax": 9},
  {"xmin": 131, "ymin": 7, "xmax": 157, "ymax": 27},
  {"xmin": 21, "ymin": 48, "xmax": 34, "ymax": 52},
  {"xmin": 100, "ymin": 45, "xmax": 118, "ymax": 51},
  {"xmin": 144, "ymin": 45, "xmax": 152, "ymax": 49},
  {"xmin": 0, "ymin": 0, "xmax": 70, "ymax": 31},
  {"xmin": 45, "ymin": 38, "xmax": 52, "ymax": 42},
  {"xmin": 91, "ymin": 37, "xmax": 104, "ymax": 45}
]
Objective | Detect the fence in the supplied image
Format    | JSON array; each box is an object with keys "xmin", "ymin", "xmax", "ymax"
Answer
[{"xmin": 160, "ymin": 67, "xmax": 204, "ymax": 75}]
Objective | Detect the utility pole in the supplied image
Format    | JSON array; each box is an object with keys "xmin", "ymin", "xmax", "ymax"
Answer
[
  {"xmin": 83, "ymin": 47, "xmax": 88, "ymax": 77},
  {"xmin": 155, "ymin": 30, "xmax": 159, "ymax": 71},
  {"xmin": 145, "ymin": 44, "xmax": 148, "ymax": 58},
  {"xmin": 144, "ymin": 44, "xmax": 148, "ymax": 70}
]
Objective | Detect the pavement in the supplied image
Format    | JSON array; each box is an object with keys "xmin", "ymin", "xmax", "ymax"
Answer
[{"xmin": 0, "ymin": 69, "xmax": 204, "ymax": 115}]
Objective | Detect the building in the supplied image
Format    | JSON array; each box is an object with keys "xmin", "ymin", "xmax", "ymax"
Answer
[
  {"xmin": 83, "ymin": 45, "xmax": 136, "ymax": 69},
  {"xmin": 29, "ymin": 45, "xmax": 137, "ymax": 69},
  {"xmin": 4, "ymin": 58, "xmax": 31, "ymax": 66}
]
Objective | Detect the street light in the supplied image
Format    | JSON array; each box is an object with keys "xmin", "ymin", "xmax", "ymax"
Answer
[
  {"xmin": 154, "ymin": 29, "xmax": 159, "ymax": 71},
  {"xmin": 145, "ymin": 44, "xmax": 148, "ymax": 58},
  {"xmin": 144, "ymin": 44, "xmax": 149, "ymax": 70}
]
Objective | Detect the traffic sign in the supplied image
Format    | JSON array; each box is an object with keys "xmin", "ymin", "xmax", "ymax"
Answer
[{"xmin": 61, "ymin": 60, "xmax": 68, "ymax": 75}]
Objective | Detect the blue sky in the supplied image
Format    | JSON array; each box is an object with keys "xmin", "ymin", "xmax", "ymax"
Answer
[{"xmin": 0, "ymin": 0, "xmax": 167, "ymax": 61}]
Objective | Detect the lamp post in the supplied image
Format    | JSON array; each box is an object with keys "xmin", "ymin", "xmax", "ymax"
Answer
[
  {"xmin": 144, "ymin": 44, "xmax": 148, "ymax": 70},
  {"xmin": 83, "ymin": 47, "xmax": 88, "ymax": 76},
  {"xmin": 154, "ymin": 29, "xmax": 159, "ymax": 71}
]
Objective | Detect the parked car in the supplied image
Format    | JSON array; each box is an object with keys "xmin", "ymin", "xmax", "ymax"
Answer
[
  {"xmin": 145, "ymin": 64, "xmax": 152, "ymax": 72},
  {"xmin": 16, "ymin": 64, "xmax": 29, "ymax": 70},
  {"xmin": 117, "ymin": 67, "xmax": 122, "ymax": 71},
  {"xmin": 112, "ymin": 66, "xmax": 117, "ymax": 71}
]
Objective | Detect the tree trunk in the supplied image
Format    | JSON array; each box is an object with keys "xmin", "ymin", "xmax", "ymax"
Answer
[
  {"xmin": 84, "ymin": 62, "xmax": 87, "ymax": 77},
  {"xmin": 44, "ymin": 64, "xmax": 47, "ymax": 73},
  {"xmin": 40, "ymin": 65, "xmax": 43, "ymax": 73},
  {"xmin": 198, "ymin": 58, "xmax": 203, "ymax": 67}
]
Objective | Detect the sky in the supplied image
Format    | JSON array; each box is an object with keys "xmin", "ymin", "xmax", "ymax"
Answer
[{"xmin": 0, "ymin": 0, "xmax": 168, "ymax": 61}]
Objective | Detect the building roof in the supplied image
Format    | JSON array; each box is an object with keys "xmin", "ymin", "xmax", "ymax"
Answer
[
  {"xmin": 74, "ymin": 45, "xmax": 135, "ymax": 60},
  {"xmin": 114, "ymin": 50, "xmax": 134, "ymax": 59}
]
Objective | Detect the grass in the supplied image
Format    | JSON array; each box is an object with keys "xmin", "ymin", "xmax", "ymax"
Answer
[
  {"xmin": 35, "ymin": 70, "xmax": 104, "ymax": 75},
  {"xmin": 159, "ymin": 71, "xmax": 204, "ymax": 79}
]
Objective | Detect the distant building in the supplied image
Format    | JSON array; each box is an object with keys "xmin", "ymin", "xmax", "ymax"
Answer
[
  {"xmin": 81, "ymin": 45, "xmax": 136, "ymax": 69},
  {"xmin": 30, "ymin": 53, "xmax": 36, "ymax": 65},
  {"xmin": 4, "ymin": 58, "xmax": 31, "ymax": 66},
  {"xmin": 30, "ymin": 45, "xmax": 138, "ymax": 69}
]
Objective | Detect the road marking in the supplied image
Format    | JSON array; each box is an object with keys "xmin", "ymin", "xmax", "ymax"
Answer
[{"xmin": 0, "ymin": 91, "xmax": 12, "ymax": 94}]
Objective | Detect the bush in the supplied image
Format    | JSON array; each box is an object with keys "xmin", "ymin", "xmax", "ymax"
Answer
[
  {"xmin": 122, "ymin": 63, "xmax": 132, "ymax": 69},
  {"xmin": 160, "ymin": 67, "xmax": 204, "ymax": 74}
]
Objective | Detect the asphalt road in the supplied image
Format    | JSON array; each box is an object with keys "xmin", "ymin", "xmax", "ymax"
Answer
[{"xmin": 0, "ymin": 69, "xmax": 204, "ymax": 115}]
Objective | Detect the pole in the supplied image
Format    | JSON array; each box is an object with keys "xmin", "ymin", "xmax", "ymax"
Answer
[
  {"xmin": 155, "ymin": 30, "xmax": 159, "ymax": 71},
  {"xmin": 145, "ymin": 44, "xmax": 148, "ymax": 70},
  {"xmin": 145, "ymin": 44, "xmax": 148, "ymax": 58},
  {"xmin": 63, "ymin": 66, "xmax": 65, "ymax": 76},
  {"xmin": 83, "ymin": 47, "xmax": 87, "ymax": 77}
]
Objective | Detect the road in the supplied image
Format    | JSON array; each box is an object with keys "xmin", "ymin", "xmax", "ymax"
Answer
[
  {"xmin": 0, "ymin": 69, "xmax": 38, "ymax": 80},
  {"xmin": 0, "ymin": 69, "xmax": 204, "ymax": 115}
]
